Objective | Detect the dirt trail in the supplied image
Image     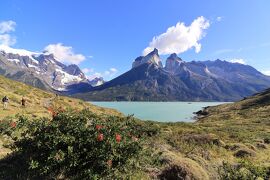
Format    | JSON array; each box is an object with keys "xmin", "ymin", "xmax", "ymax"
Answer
[{"xmin": 42, "ymin": 97, "xmax": 56, "ymax": 108}]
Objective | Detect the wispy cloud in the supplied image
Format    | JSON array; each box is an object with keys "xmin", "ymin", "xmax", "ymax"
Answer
[
  {"xmin": 143, "ymin": 16, "xmax": 210, "ymax": 55},
  {"xmin": 261, "ymin": 70, "xmax": 270, "ymax": 76},
  {"xmin": 82, "ymin": 68, "xmax": 94, "ymax": 74},
  {"xmin": 87, "ymin": 68, "xmax": 118, "ymax": 80},
  {"xmin": 216, "ymin": 16, "xmax": 223, "ymax": 22},
  {"xmin": 0, "ymin": 20, "xmax": 16, "ymax": 34},
  {"xmin": 44, "ymin": 43, "xmax": 86, "ymax": 65},
  {"xmin": 103, "ymin": 68, "xmax": 118, "ymax": 77}
]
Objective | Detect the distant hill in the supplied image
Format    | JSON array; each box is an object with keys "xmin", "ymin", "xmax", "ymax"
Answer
[
  {"xmin": 74, "ymin": 49, "xmax": 270, "ymax": 101},
  {"xmin": 196, "ymin": 87, "xmax": 270, "ymax": 121}
]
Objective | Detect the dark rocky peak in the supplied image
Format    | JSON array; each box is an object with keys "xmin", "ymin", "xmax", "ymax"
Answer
[
  {"xmin": 64, "ymin": 64, "xmax": 85, "ymax": 77},
  {"xmin": 132, "ymin": 48, "xmax": 162, "ymax": 69},
  {"xmin": 148, "ymin": 48, "xmax": 159, "ymax": 56},
  {"xmin": 167, "ymin": 53, "xmax": 182, "ymax": 61},
  {"xmin": 165, "ymin": 53, "xmax": 184, "ymax": 73}
]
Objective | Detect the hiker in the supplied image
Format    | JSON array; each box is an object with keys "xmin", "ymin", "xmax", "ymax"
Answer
[
  {"xmin": 2, "ymin": 96, "xmax": 9, "ymax": 110},
  {"xmin": 21, "ymin": 96, "xmax": 26, "ymax": 107}
]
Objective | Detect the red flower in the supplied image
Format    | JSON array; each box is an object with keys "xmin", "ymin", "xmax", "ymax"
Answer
[
  {"xmin": 107, "ymin": 159, "xmax": 112, "ymax": 167},
  {"xmin": 97, "ymin": 133, "xmax": 104, "ymax": 141},
  {"xmin": 96, "ymin": 125, "xmax": 102, "ymax": 130},
  {"xmin": 48, "ymin": 107, "xmax": 53, "ymax": 113},
  {"xmin": 48, "ymin": 107, "xmax": 57, "ymax": 117},
  {"xmin": 115, "ymin": 133, "xmax": 121, "ymax": 143},
  {"xmin": 10, "ymin": 121, "xmax": 16, "ymax": 128}
]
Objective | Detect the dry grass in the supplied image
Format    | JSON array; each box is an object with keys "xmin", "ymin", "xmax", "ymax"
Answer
[{"xmin": 0, "ymin": 75, "xmax": 121, "ymax": 119}]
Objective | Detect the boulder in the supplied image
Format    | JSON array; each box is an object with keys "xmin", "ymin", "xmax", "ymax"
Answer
[{"xmin": 234, "ymin": 148, "xmax": 256, "ymax": 158}]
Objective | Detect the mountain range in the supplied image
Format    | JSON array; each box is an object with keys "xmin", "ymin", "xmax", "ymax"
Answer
[
  {"xmin": 74, "ymin": 48, "xmax": 270, "ymax": 101},
  {"xmin": 0, "ymin": 45, "xmax": 93, "ymax": 94},
  {"xmin": 1, "ymin": 45, "xmax": 270, "ymax": 101}
]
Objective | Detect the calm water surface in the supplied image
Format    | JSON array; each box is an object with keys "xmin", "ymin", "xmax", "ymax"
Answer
[{"xmin": 91, "ymin": 102, "xmax": 228, "ymax": 122}]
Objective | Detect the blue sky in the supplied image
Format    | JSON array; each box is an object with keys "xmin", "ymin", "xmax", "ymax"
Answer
[{"xmin": 1, "ymin": 0, "xmax": 270, "ymax": 80}]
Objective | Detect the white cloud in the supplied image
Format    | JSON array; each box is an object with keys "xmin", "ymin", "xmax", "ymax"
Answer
[
  {"xmin": 229, "ymin": 58, "xmax": 246, "ymax": 64},
  {"xmin": 104, "ymin": 67, "xmax": 118, "ymax": 77},
  {"xmin": 109, "ymin": 68, "xmax": 117, "ymax": 73},
  {"xmin": 82, "ymin": 68, "xmax": 94, "ymax": 74},
  {"xmin": 0, "ymin": 21, "xmax": 87, "ymax": 66},
  {"xmin": 0, "ymin": 20, "xmax": 17, "ymax": 46},
  {"xmin": 0, "ymin": 34, "xmax": 16, "ymax": 46},
  {"xmin": 0, "ymin": 21, "xmax": 16, "ymax": 34},
  {"xmin": 44, "ymin": 43, "xmax": 86, "ymax": 65},
  {"xmin": 143, "ymin": 16, "xmax": 210, "ymax": 55},
  {"xmin": 87, "ymin": 68, "xmax": 118, "ymax": 80},
  {"xmin": 261, "ymin": 70, "xmax": 270, "ymax": 76}
]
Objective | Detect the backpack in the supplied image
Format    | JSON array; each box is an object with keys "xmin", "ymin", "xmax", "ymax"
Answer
[{"xmin": 2, "ymin": 97, "xmax": 8, "ymax": 102}]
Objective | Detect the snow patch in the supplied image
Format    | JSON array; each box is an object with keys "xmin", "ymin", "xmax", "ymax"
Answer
[
  {"xmin": 0, "ymin": 45, "xmax": 41, "ymax": 63},
  {"xmin": 0, "ymin": 45, "xmax": 40, "ymax": 57},
  {"xmin": 7, "ymin": 58, "xmax": 20, "ymax": 63},
  {"xmin": 55, "ymin": 69, "xmax": 83, "ymax": 84},
  {"xmin": 94, "ymin": 80, "xmax": 104, "ymax": 86},
  {"xmin": 27, "ymin": 64, "xmax": 41, "ymax": 72},
  {"xmin": 55, "ymin": 87, "xmax": 67, "ymax": 91}
]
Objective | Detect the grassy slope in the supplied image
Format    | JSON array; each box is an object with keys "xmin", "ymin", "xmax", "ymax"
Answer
[
  {"xmin": 0, "ymin": 75, "xmax": 121, "ymax": 158},
  {"xmin": 0, "ymin": 75, "xmax": 121, "ymax": 119},
  {"xmin": 143, "ymin": 89, "xmax": 270, "ymax": 179}
]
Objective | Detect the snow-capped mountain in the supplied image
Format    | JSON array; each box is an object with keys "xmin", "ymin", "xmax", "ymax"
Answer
[
  {"xmin": 89, "ymin": 77, "xmax": 105, "ymax": 87},
  {"xmin": 0, "ymin": 45, "xmax": 92, "ymax": 93}
]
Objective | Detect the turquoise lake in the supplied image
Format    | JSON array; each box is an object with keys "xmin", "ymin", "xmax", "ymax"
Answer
[{"xmin": 91, "ymin": 102, "xmax": 228, "ymax": 122}]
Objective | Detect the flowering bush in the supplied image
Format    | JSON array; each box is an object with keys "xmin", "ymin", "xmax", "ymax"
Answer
[
  {"xmin": 0, "ymin": 118, "xmax": 16, "ymax": 136},
  {"xmin": 2, "ymin": 109, "xmax": 143, "ymax": 179}
]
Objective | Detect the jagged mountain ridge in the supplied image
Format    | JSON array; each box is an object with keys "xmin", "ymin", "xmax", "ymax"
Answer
[
  {"xmin": 0, "ymin": 45, "xmax": 92, "ymax": 94},
  {"xmin": 74, "ymin": 48, "xmax": 270, "ymax": 101}
]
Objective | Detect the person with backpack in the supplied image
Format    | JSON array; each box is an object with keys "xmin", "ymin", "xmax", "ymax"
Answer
[{"xmin": 2, "ymin": 96, "xmax": 9, "ymax": 110}]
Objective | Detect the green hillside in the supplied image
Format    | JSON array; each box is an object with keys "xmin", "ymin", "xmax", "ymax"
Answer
[
  {"xmin": 0, "ymin": 75, "xmax": 269, "ymax": 179},
  {"xmin": 0, "ymin": 75, "xmax": 121, "ymax": 119}
]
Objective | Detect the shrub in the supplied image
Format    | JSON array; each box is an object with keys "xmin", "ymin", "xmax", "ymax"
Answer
[
  {"xmin": 1, "ymin": 109, "xmax": 143, "ymax": 179},
  {"xmin": 0, "ymin": 118, "xmax": 16, "ymax": 136},
  {"xmin": 219, "ymin": 160, "xmax": 270, "ymax": 180}
]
